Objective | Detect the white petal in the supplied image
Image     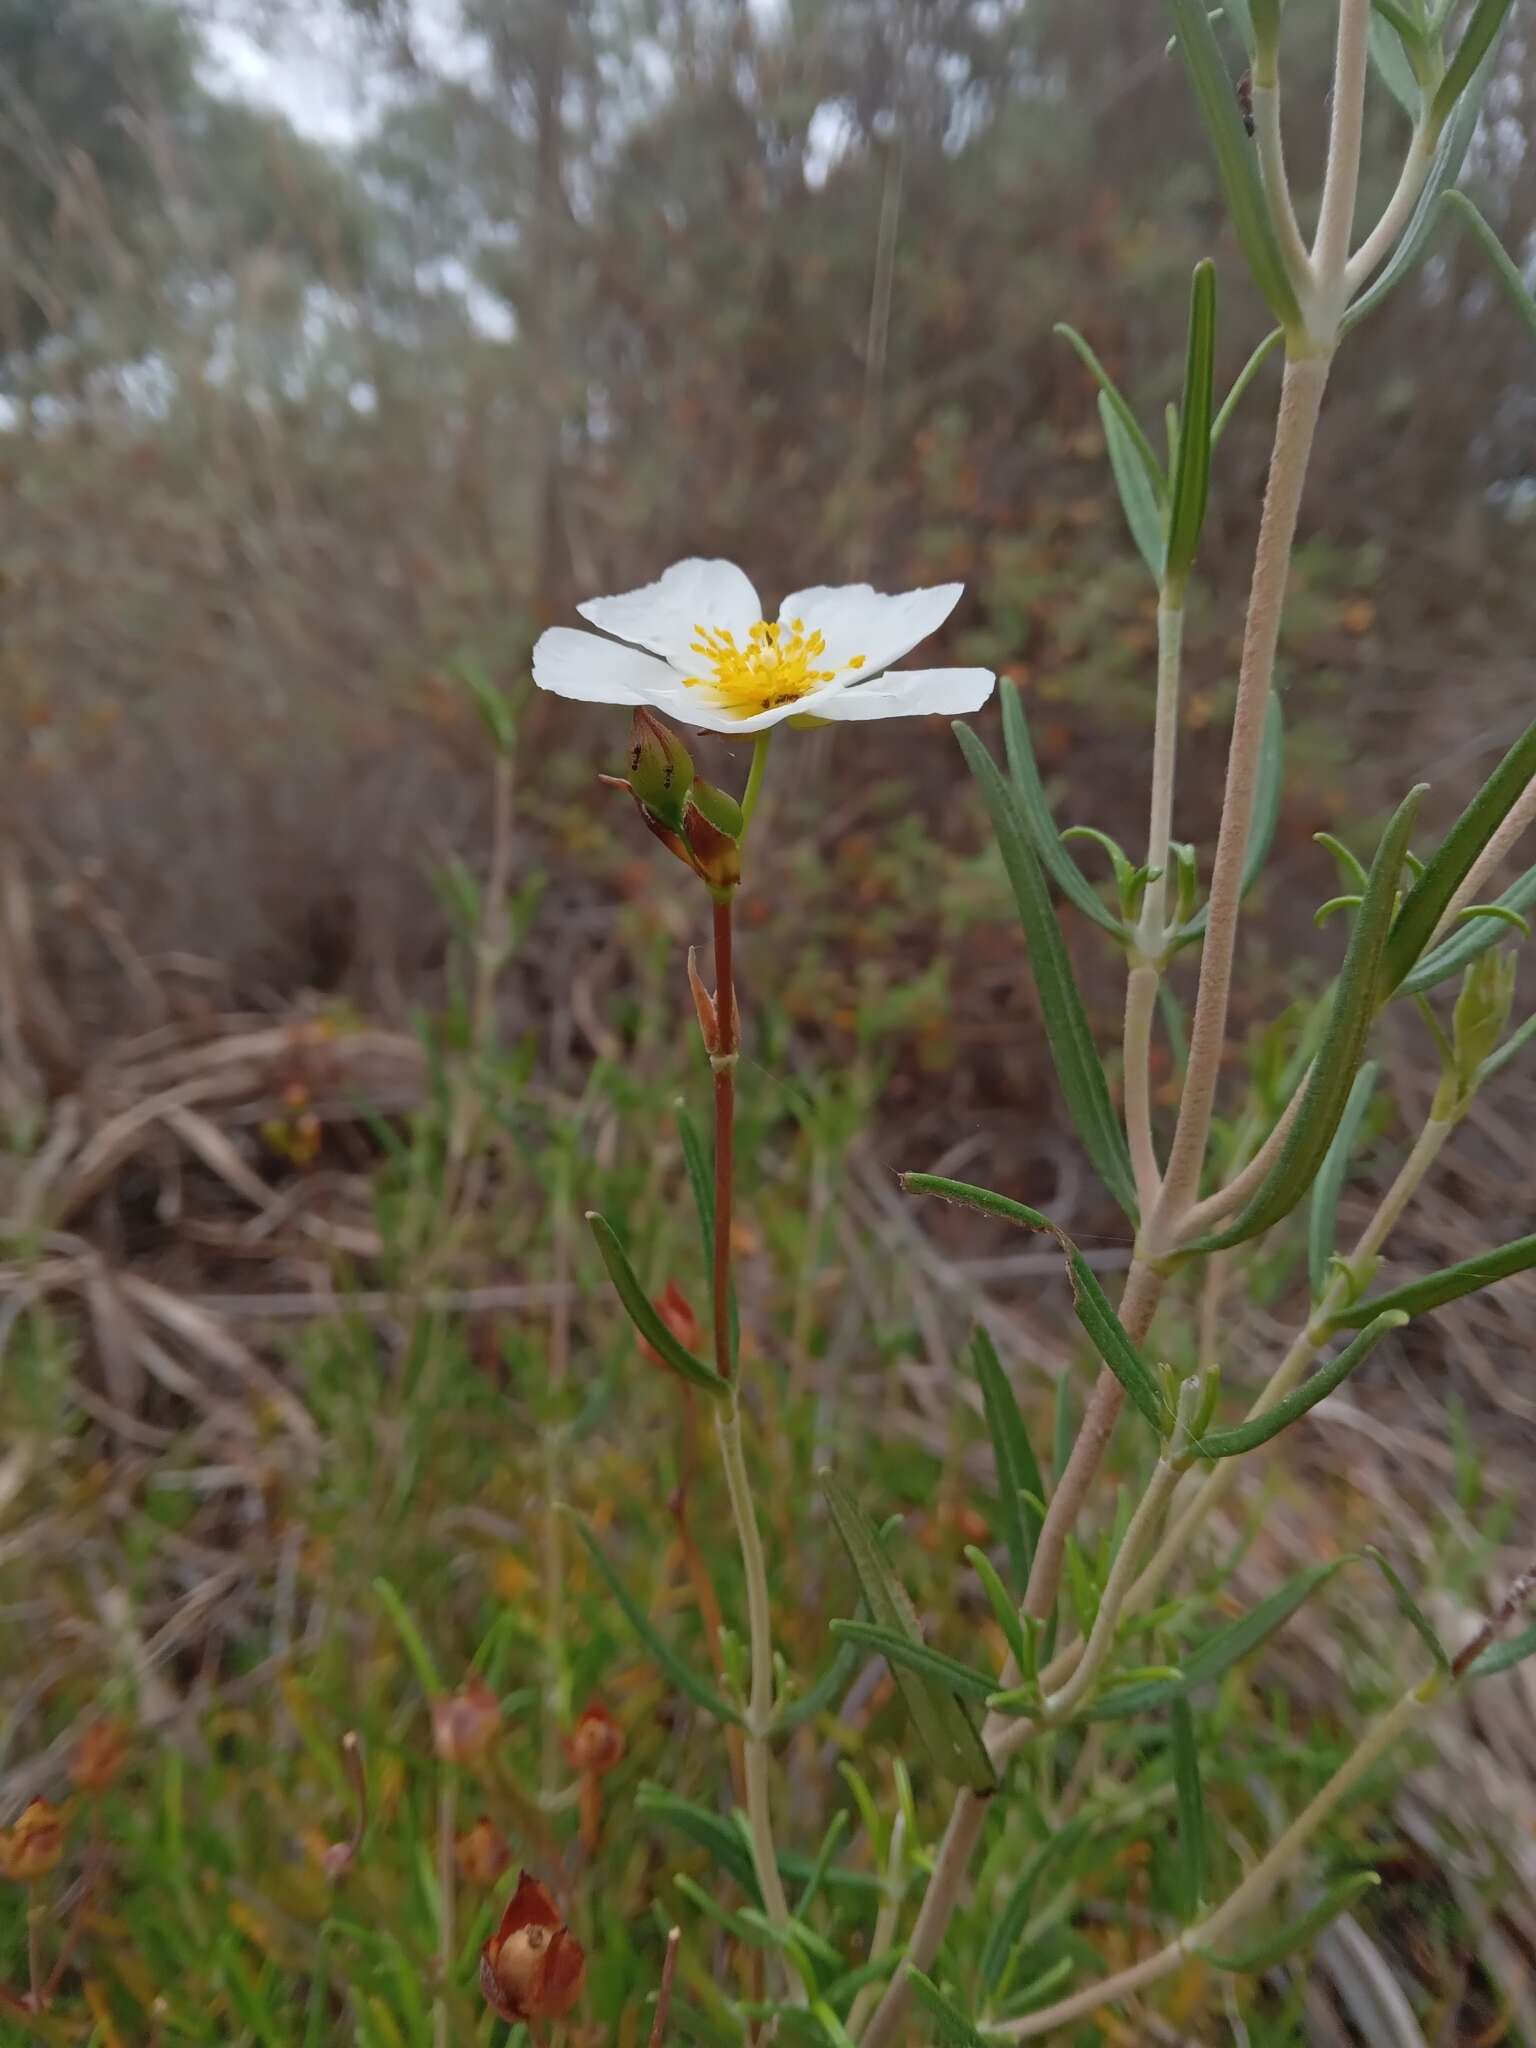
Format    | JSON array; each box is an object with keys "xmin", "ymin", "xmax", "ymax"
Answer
[
  {"xmin": 777, "ymin": 581, "xmax": 963, "ymax": 679},
  {"xmin": 532, "ymin": 627, "xmax": 676, "ymax": 705},
  {"xmin": 812, "ymin": 668, "xmax": 997, "ymax": 723},
  {"xmin": 645, "ymin": 684, "xmax": 822, "ymax": 736},
  {"xmin": 577, "ymin": 559, "xmax": 762, "ymax": 671}
]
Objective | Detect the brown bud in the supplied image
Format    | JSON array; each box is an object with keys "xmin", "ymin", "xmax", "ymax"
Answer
[
  {"xmin": 480, "ymin": 1870, "xmax": 587, "ymax": 2024},
  {"xmin": 681, "ymin": 797, "xmax": 741, "ymax": 893},
  {"xmin": 0, "ymin": 1800, "xmax": 66, "ymax": 1883},
  {"xmin": 430, "ymin": 1677, "xmax": 501, "ymax": 1766},
  {"xmin": 455, "ymin": 1815, "xmax": 513, "ymax": 1889},
  {"xmin": 639, "ymin": 1283, "xmax": 703, "ymax": 1370},
  {"xmin": 563, "ymin": 1701, "xmax": 625, "ymax": 1778},
  {"xmin": 70, "ymin": 1718, "xmax": 129, "ymax": 1796}
]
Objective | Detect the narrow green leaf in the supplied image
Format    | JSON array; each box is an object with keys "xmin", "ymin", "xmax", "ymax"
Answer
[
  {"xmin": 1088, "ymin": 1559, "xmax": 1348, "ymax": 1718},
  {"xmin": 954, "ymin": 723, "xmax": 1139, "ymax": 1216},
  {"xmin": 637, "ymin": 1784, "xmax": 884, "ymax": 1900},
  {"xmin": 903, "ymin": 1175, "xmax": 1165, "ymax": 1431},
  {"xmin": 1401, "ymin": 861, "xmax": 1536, "ymax": 993},
  {"xmin": 570, "ymin": 1515, "xmax": 743, "ymax": 1723},
  {"xmin": 999, "ymin": 681, "xmax": 1125, "ymax": 935},
  {"xmin": 1052, "ymin": 325, "xmax": 1166, "ymax": 491},
  {"xmin": 1434, "ymin": 0, "xmax": 1515, "ymax": 125},
  {"xmin": 905, "ymin": 1970, "xmax": 991, "ymax": 2048},
  {"xmin": 1100, "ymin": 392, "xmax": 1166, "ymax": 583},
  {"xmin": 828, "ymin": 1620, "xmax": 995, "ymax": 1703},
  {"xmin": 772, "ymin": 1638, "xmax": 862, "ymax": 1734},
  {"xmin": 1193, "ymin": 786, "xmax": 1424, "ymax": 1251},
  {"xmin": 796, "ymin": 1811, "xmax": 851, "ymax": 1917},
  {"xmin": 1195, "ymin": 1312, "xmax": 1407, "ymax": 1457},
  {"xmin": 820, "ymin": 1474, "xmax": 997, "ymax": 1792},
  {"xmin": 586, "ymin": 1211, "xmax": 728, "ymax": 1397},
  {"xmin": 1475, "ymin": 1006, "xmax": 1536, "ymax": 1083},
  {"xmin": 971, "ymin": 1325, "xmax": 1045, "ymax": 1586},
  {"xmin": 1170, "ymin": 1699, "xmax": 1207, "ymax": 1921},
  {"xmin": 1211, "ymin": 327, "xmax": 1283, "ymax": 447},
  {"xmin": 1465, "ymin": 1619, "xmax": 1536, "ymax": 1680},
  {"xmin": 1345, "ymin": 43, "xmax": 1503, "ymax": 330},
  {"xmin": 373, "ymin": 1578, "xmax": 445, "ymax": 1699},
  {"xmin": 965, "ymin": 1544, "xmax": 1029, "ymax": 1675},
  {"xmin": 1307, "ymin": 1060, "xmax": 1380, "ymax": 1299},
  {"xmin": 1384, "ymin": 716, "xmax": 1536, "ymax": 995},
  {"xmin": 1369, "ymin": 12, "xmax": 1424, "ymax": 117},
  {"xmin": 1173, "ymin": 691, "xmax": 1283, "ymax": 945},
  {"xmin": 1165, "ymin": 261, "xmax": 1217, "ymax": 589},
  {"xmin": 1165, "ymin": 0, "xmax": 1306, "ymax": 333},
  {"xmin": 1372, "ymin": 0, "xmax": 1432, "ymax": 47},
  {"xmin": 1220, "ymin": 0, "xmax": 1256, "ymax": 54},
  {"xmin": 1445, "ymin": 189, "xmax": 1536, "ymax": 341},
  {"xmin": 978, "ymin": 1821, "xmax": 1091, "ymax": 1991},
  {"xmin": 1328, "ymin": 1231, "xmax": 1536, "ymax": 1326},
  {"xmin": 1363, "ymin": 1547, "xmax": 1451, "ymax": 1673},
  {"xmin": 1200, "ymin": 1871, "xmax": 1382, "ymax": 1972}
]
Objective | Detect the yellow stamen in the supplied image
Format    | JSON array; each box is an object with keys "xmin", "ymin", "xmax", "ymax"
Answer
[{"xmin": 683, "ymin": 618, "xmax": 866, "ymax": 720}]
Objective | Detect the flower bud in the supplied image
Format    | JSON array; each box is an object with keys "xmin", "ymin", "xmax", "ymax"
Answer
[
  {"xmin": 682, "ymin": 793, "xmax": 742, "ymax": 893},
  {"xmin": 563, "ymin": 1700, "xmax": 625, "ymax": 1778},
  {"xmin": 430, "ymin": 1676, "xmax": 501, "ymax": 1766},
  {"xmin": 626, "ymin": 709, "xmax": 694, "ymax": 832},
  {"xmin": 0, "ymin": 1800, "xmax": 66, "ymax": 1883},
  {"xmin": 455, "ymin": 1815, "xmax": 513, "ymax": 1889},
  {"xmin": 1451, "ymin": 945, "xmax": 1516, "ymax": 1101},
  {"xmin": 480, "ymin": 1870, "xmax": 587, "ymax": 2025}
]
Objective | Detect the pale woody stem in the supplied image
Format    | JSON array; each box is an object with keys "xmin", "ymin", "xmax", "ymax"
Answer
[
  {"xmin": 1313, "ymin": 0, "xmax": 1373, "ymax": 292},
  {"xmin": 1123, "ymin": 966, "xmax": 1161, "ymax": 1215},
  {"xmin": 1152, "ymin": 352, "xmax": 1331, "ymax": 1235},
  {"xmin": 1139, "ymin": 596, "xmax": 1184, "ymax": 947},
  {"xmin": 1345, "ymin": 120, "xmax": 1435, "ymax": 297},
  {"xmin": 1252, "ymin": 80, "xmax": 1312, "ymax": 293}
]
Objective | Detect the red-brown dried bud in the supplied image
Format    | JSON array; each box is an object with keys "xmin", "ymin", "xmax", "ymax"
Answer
[
  {"xmin": 639, "ymin": 1283, "xmax": 703, "ymax": 1369},
  {"xmin": 455, "ymin": 1815, "xmax": 513, "ymax": 1889},
  {"xmin": 430, "ymin": 1677, "xmax": 501, "ymax": 1766},
  {"xmin": 563, "ymin": 1701, "xmax": 625, "ymax": 1778},
  {"xmin": 480, "ymin": 1870, "xmax": 587, "ymax": 2024},
  {"xmin": 687, "ymin": 946, "xmax": 719, "ymax": 1052},
  {"xmin": 681, "ymin": 796, "xmax": 741, "ymax": 893},
  {"xmin": 0, "ymin": 1801, "xmax": 66, "ymax": 1883},
  {"xmin": 70, "ymin": 1718, "xmax": 129, "ymax": 1796}
]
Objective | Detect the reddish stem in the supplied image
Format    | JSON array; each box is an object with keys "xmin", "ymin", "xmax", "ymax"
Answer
[{"xmin": 711, "ymin": 897, "xmax": 738, "ymax": 1383}]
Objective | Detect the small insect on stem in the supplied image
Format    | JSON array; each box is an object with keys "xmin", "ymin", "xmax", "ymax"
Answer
[{"xmin": 1236, "ymin": 69, "xmax": 1255, "ymax": 136}]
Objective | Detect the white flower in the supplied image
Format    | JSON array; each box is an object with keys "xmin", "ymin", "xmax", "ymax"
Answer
[{"xmin": 533, "ymin": 558, "xmax": 996, "ymax": 734}]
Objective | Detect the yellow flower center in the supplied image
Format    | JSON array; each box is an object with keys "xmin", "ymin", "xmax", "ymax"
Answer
[{"xmin": 684, "ymin": 618, "xmax": 865, "ymax": 720}]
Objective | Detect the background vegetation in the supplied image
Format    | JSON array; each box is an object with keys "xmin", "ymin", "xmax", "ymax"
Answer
[{"xmin": 1, "ymin": 0, "xmax": 1535, "ymax": 2040}]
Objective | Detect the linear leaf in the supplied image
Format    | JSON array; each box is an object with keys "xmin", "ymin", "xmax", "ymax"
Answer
[
  {"xmin": 965, "ymin": 1544, "xmax": 1029, "ymax": 1676},
  {"xmin": 1345, "ymin": 42, "xmax": 1503, "ymax": 330},
  {"xmin": 905, "ymin": 1970, "xmax": 991, "ymax": 2048},
  {"xmin": 1173, "ymin": 691, "xmax": 1283, "ymax": 945},
  {"xmin": 636, "ymin": 1784, "xmax": 883, "ymax": 1900},
  {"xmin": 820, "ymin": 1474, "xmax": 996, "ymax": 1792},
  {"xmin": 1220, "ymin": 0, "xmax": 1256, "ymax": 54},
  {"xmin": 1308, "ymin": 1060, "xmax": 1380, "ymax": 1299},
  {"xmin": 1211, "ymin": 327, "xmax": 1283, "ymax": 447},
  {"xmin": 955, "ymin": 722, "xmax": 1139, "ymax": 1216},
  {"xmin": 772, "ymin": 1638, "xmax": 862, "ymax": 1734},
  {"xmin": 1165, "ymin": 261, "xmax": 1217, "ymax": 589},
  {"xmin": 1052, "ymin": 324, "xmax": 1166, "ymax": 491},
  {"xmin": 1100, "ymin": 392, "xmax": 1165, "ymax": 583},
  {"xmin": 1088, "ymin": 1559, "xmax": 1348, "ymax": 1719},
  {"xmin": 1445, "ymin": 189, "xmax": 1536, "ymax": 341},
  {"xmin": 1401, "ymin": 861, "xmax": 1536, "ymax": 992},
  {"xmin": 571, "ymin": 1516, "xmax": 743, "ymax": 1722},
  {"xmin": 828, "ymin": 1620, "xmax": 996, "ymax": 1703},
  {"xmin": 1200, "ymin": 1871, "xmax": 1382, "ymax": 1972},
  {"xmin": 999, "ymin": 681, "xmax": 1124, "ymax": 935},
  {"xmin": 1465, "ymin": 1618, "xmax": 1536, "ymax": 1680},
  {"xmin": 1363, "ymin": 1547, "xmax": 1451, "ymax": 1674},
  {"xmin": 1328, "ymin": 1231, "xmax": 1536, "ymax": 1326},
  {"xmin": 1433, "ymin": 0, "xmax": 1516, "ymax": 125},
  {"xmin": 1193, "ymin": 785, "xmax": 1423, "ymax": 1251},
  {"xmin": 1171, "ymin": 1699, "xmax": 1207, "ymax": 1921},
  {"xmin": 903, "ymin": 1174, "xmax": 1165, "ymax": 1431},
  {"xmin": 1369, "ymin": 12, "xmax": 1424, "ymax": 117},
  {"xmin": 1165, "ymin": 0, "xmax": 1305, "ymax": 333},
  {"xmin": 971, "ymin": 1324, "xmax": 1045, "ymax": 1587},
  {"xmin": 1384, "ymin": 715, "xmax": 1536, "ymax": 994},
  {"xmin": 1195, "ymin": 1312, "xmax": 1407, "ymax": 1457},
  {"xmin": 586, "ymin": 1212, "xmax": 729, "ymax": 1396}
]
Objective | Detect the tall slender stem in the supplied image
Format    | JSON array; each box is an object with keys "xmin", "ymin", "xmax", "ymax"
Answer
[
  {"xmin": 1313, "ymin": 0, "xmax": 1373, "ymax": 297},
  {"xmin": 1252, "ymin": 77, "xmax": 1313, "ymax": 297},
  {"xmin": 712, "ymin": 898, "xmax": 737, "ymax": 1383},
  {"xmin": 1152, "ymin": 352, "xmax": 1331, "ymax": 1237},
  {"xmin": 1123, "ymin": 965, "xmax": 1161, "ymax": 1215},
  {"xmin": 1138, "ymin": 597, "xmax": 1185, "ymax": 950},
  {"xmin": 1437, "ymin": 771, "xmax": 1536, "ymax": 938},
  {"xmin": 1345, "ymin": 118, "xmax": 1435, "ymax": 295},
  {"xmin": 739, "ymin": 731, "xmax": 775, "ymax": 839}
]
